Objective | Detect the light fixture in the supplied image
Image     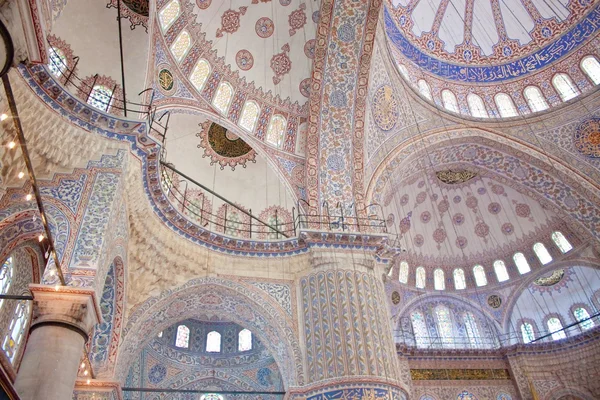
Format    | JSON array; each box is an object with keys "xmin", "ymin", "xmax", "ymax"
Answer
[
  {"xmin": 54, "ymin": 284, "xmax": 60, "ymax": 291},
  {"xmin": 81, "ymin": 362, "xmax": 85, "ymax": 369},
  {"xmin": 83, "ymin": 370, "xmax": 88, "ymax": 376},
  {"xmin": 18, "ymin": 172, "xmax": 24, "ymax": 179},
  {"xmin": 38, "ymin": 234, "xmax": 44, "ymax": 242},
  {"xmin": 25, "ymin": 194, "xmax": 32, "ymax": 201},
  {"xmin": 0, "ymin": 114, "xmax": 7, "ymax": 121},
  {"xmin": 7, "ymin": 141, "xmax": 15, "ymax": 149}
]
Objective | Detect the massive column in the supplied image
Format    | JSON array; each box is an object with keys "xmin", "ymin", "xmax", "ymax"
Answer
[
  {"xmin": 291, "ymin": 233, "xmax": 409, "ymax": 399},
  {"xmin": 14, "ymin": 285, "xmax": 100, "ymax": 400}
]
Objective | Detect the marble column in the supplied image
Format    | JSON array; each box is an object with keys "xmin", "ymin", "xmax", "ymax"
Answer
[
  {"xmin": 293, "ymin": 236, "xmax": 409, "ymax": 399},
  {"xmin": 14, "ymin": 284, "xmax": 100, "ymax": 400}
]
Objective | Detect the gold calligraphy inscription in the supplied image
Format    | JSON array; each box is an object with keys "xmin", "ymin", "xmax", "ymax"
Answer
[{"xmin": 411, "ymin": 369, "xmax": 510, "ymax": 380}]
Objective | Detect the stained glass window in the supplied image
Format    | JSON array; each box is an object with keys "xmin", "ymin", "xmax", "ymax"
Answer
[
  {"xmin": 206, "ymin": 331, "xmax": 221, "ymax": 352},
  {"xmin": 415, "ymin": 267, "xmax": 426, "ymax": 289},
  {"xmin": 213, "ymin": 81, "xmax": 234, "ymax": 115},
  {"xmin": 521, "ymin": 322, "xmax": 535, "ymax": 343},
  {"xmin": 434, "ymin": 269, "xmax": 445, "ymax": 290},
  {"xmin": 513, "ymin": 252, "xmax": 531, "ymax": 274},
  {"xmin": 495, "ymin": 93, "xmax": 518, "ymax": 117},
  {"xmin": 200, "ymin": 394, "xmax": 224, "ymax": 400},
  {"xmin": 0, "ymin": 257, "xmax": 14, "ymax": 310},
  {"xmin": 190, "ymin": 59, "xmax": 211, "ymax": 91},
  {"xmin": 551, "ymin": 231, "xmax": 572, "ymax": 253},
  {"xmin": 473, "ymin": 265, "xmax": 487, "ymax": 287},
  {"xmin": 573, "ymin": 307, "xmax": 594, "ymax": 330},
  {"xmin": 418, "ymin": 80, "xmax": 432, "ymax": 100},
  {"xmin": 2, "ymin": 300, "xmax": 30, "ymax": 363},
  {"xmin": 238, "ymin": 328, "xmax": 252, "ymax": 351},
  {"xmin": 493, "ymin": 260, "xmax": 509, "ymax": 282},
  {"xmin": 398, "ymin": 65, "xmax": 410, "ymax": 80},
  {"xmin": 88, "ymin": 85, "xmax": 113, "ymax": 111},
  {"xmin": 266, "ymin": 114, "xmax": 287, "ymax": 147},
  {"xmin": 552, "ymin": 73, "xmax": 579, "ymax": 101},
  {"xmin": 533, "ymin": 243, "xmax": 552, "ymax": 265},
  {"xmin": 581, "ymin": 56, "xmax": 600, "ymax": 85},
  {"xmin": 467, "ymin": 93, "xmax": 488, "ymax": 118},
  {"xmin": 48, "ymin": 47, "xmax": 67, "ymax": 77},
  {"xmin": 159, "ymin": 0, "xmax": 180, "ymax": 31},
  {"xmin": 170, "ymin": 30, "xmax": 191, "ymax": 63},
  {"xmin": 547, "ymin": 317, "xmax": 566, "ymax": 340},
  {"xmin": 463, "ymin": 312, "xmax": 480, "ymax": 347},
  {"xmin": 410, "ymin": 311, "xmax": 429, "ymax": 347},
  {"xmin": 239, "ymin": 101, "xmax": 260, "ymax": 132},
  {"xmin": 435, "ymin": 305, "xmax": 454, "ymax": 347},
  {"xmin": 398, "ymin": 261, "xmax": 409, "ymax": 284},
  {"xmin": 175, "ymin": 325, "xmax": 190, "ymax": 348},
  {"xmin": 524, "ymin": 86, "xmax": 548, "ymax": 112},
  {"xmin": 442, "ymin": 90, "xmax": 459, "ymax": 113},
  {"xmin": 453, "ymin": 268, "xmax": 466, "ymax": 290}
]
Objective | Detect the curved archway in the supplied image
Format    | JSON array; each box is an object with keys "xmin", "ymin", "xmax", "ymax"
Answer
[{"xmin": 115, "ymin": 277, "xmax": 303, "ymax": 387}]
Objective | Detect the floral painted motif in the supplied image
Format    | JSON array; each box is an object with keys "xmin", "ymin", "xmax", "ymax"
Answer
[{"xmin": 216, "ymin": 7, "xmax": 247, "ymax": 38}]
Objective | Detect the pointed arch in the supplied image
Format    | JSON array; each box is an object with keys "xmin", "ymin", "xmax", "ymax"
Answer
[
  {"xmin": 190, "ymin": 59, "xmax": 211, "ymax": 92},
  {"xmin": 552, "ymin": 73, "xmax": 579, "ymax": 101},
  {"xmin": 239, "ymin": 101, "xmax": 260, "ymax": 132},
  {"xmin": 551, "ymin": 231, "xmax": 572, "ymax": 253},
  {"xmin": 159, "ymin": 0, "xmax": 181, "ymax": 31},
  {"xmin": 171, "ymin": 30, "xmax": 192, "ymax": 62},
  {"xmin": 213, "ymin": 81, "xmax": 234, "ymax": 115},
  {"xmin": 523, "ymin": 86, "xmax": 548, "ymax": 112},
  {"xmin": 581, "ymin": 55, "xmax": 600, "ymax": 85},
  {"xmin": 434, "ymin": 268, "xmax": 445, "ymax": 290},
  {"xmin": 453, "ymin": 268, "xmax": 466, "ymax": 290},
  {"xmin": 494, "ymin": 93, "xmax": 518, "ymax": 117},
  {"xmin": 493, "ymin": 260, "xmax": 509, "ymax": 282},
  {"xmin": 467, "ymin": 93, "xmax": 487, "ymax": 118},
  {"xmin": 418, "ymin": 80, "xmax": 432, "ymax": 100},
  {"xmin": 513, "ymin": 252, "xmax": 531, "ymax": 274},
  {"xmin": 473, "ymin": 265, "xmax": 487, "ymax": 286},
  {"xmin": 415, "ymin": 266, "xmax": 426, "ymax": 289},
  {"xmin": 533, "ymin": 242, "xmax": 552, "ymax": 265},
  {"xmin": 398, "ymin": 261, "xmax": 409, "ymax": 284},
  {"xmin": 266, "ymin": 114, "xmax": 287, "ymax": 148},
  {"xmin": 441, "ymin": 90, "xmax": 459, "ymax": 113}
]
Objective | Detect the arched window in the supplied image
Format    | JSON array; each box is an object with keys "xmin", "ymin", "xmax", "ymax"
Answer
[
  {"xmin": 473, "ymin": 265, "xmax": 487, "ymax": 287},
  {"xmin": 434, "ymin": 269, "xmax": 445, "ymax": 290},
  {"xmin": 581, "ymin": 55, "xmax": 600, "ymax": 85},
  {"xmin": 88, "ymin": 85, "xmax": 113, "ymax": 111},
  {"xmin": 573, "ymin": 307, "xmax": 594, "ymax": 330},
  {"xmin": 453, "ymin": 268, "xmax": 466, "ymax": 290},
  {"xmin": 2, "ymin": 300, "xmax": 30, "ymax": 363},
  {"xmin": 435, "ymin": 305, "xmax": 454, "ymax": 347},
  {"xmin": 552, "ymin": 73, "xmax": 579, "ymax": 101},
  {"xmin": 398, "ymin": 261, "xmax": 409, "ymax": 284},
  {"xmin": 170, "ymin": 30, "xmax": 191, "ymax": 62},
  {"xmin": 493, "ymin": 260, "xmax": 509, "ymax": 282},
  {"xmin": 547, "ymin": 317, "xmax": 566, "ymax": 340},
  {"xmin": 0, "ymin": 257, "xmax": 14, "ymax": 310},
  {"xmin": 551, "ymin": 231, "xmax": 572, "ymax": 253},
  {"xmin": 48, "ymin": 47, "xmax": 67, "ymax": 77},
  {"xmin": 521, "ymin": 322, "xmax": 535, "ymax": 343},
  {"xmin": 200, "ymin": 394, "xmax": 224, "ymax": 400},
  {"xmin": 415, "ymin": 267, "xmax": 426, "ymax": 289},
  {"xmin": 513, "ymin": 252, "xmax": 531, "ymax": 274},
  {"xmin": 418, "ymin": 80, "xmax": 432, "ymax": 100},
  {"xmin": 398, "ymin": 65, "xmax": 410, "ymax": 80},
  {"xmin": 190, "ymin": 59, "xmax": 211, "ymax": 91},
  {"xmin": 495, "ymin": 93, "xmax": 518, "ymax": 117},
  {"xmin": 175, "ymin": 325, "xmax": 190, "ymax": 348},
  {"xmin": 410, "ymin": 311, "xmax": 429, "ymax": 347},
  {"xmin": 238, "ymin": 328, "xmax": 252, "ymax": 351},
  {"xmin": 213, "ymin": 81, "xmax": 234, "ymax": 115},
  {"xmin": 467, "ymin": 93, "xmax": 488, "ymax": 118},
  {"xmin": 441, "ymin": 90, "xmax": 459, "ymax": 113},
  {"xmin": 239, "ymin": 101, "xmax": 260, "ymax": 132},
  {"xmin": 523, "ymin": 86, "xmax": 548, "ymax": 112},
  {"xmin": 159, "ymin": 0, "xmax": 180, "ymax": 31},
  {"xmin": 533, "ymin": 243, "xmax": 552, "ymax": 265},
  {"xmin": 206, "ymin": 331, "xmax": 221, "ymax": 352},
  {"xmin": 463, "ymin": 312, "xmax": 480, "ymax": 347},
  {"xmin": 266, "ymin": 114, "xmax": 287, "ymax": 147}
]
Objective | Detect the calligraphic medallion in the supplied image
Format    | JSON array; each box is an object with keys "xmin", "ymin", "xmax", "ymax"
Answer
[
  {"xmin": 372, "ymin": 85, "xmax": 399, "ymax": 131},
  {"xmin": 391, "ymin": 291, "xmax": 401, "ymax": 305},
  {"xmin": 436, "ymin": 169, "xmax": 478, "ymax": 185},
  {"xmin": 574, "ymin": 118, "xmax": 600, "ymax": 157},
  {"xmin": 487, "ymin": 294, "xmax": 502, "ymax": 309},
  {"xmin": 158, "ymin": 68, "xmax": 174, "ymax": 92}
]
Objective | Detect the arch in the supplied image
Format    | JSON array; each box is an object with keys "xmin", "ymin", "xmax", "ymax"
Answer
[
  {"xmin": 523, "ymin": 86, "xmax": 548, "ymax": 112},
  {"xmin": 473, "ymin": 265, "xmax": 487, "ymax": 286},
  {"xmin": 398, "ymin": 64, "xmax": 410, "ymax": 80},
  {"xmin": 48, "ymin": 46, "xmax": 67, "ymax": 77},
  {"xmin": 441, "ymin": 90, "xmax": 459, "ymax": 113},
  {"xmin": 580, "ymin": 55, "xmax": 600, "ymax": 85},
  {"xmin": 410, "ymin": 310, "xmax": 429, "ymax": 347},
  {"xmin": 453, "ymin": 268, "xmax": 466, "ymax": 290},
  {"xmin": 533, "ymin": 242, "xmax": 552, "ymax": 265},
  {"xmin": 159, "ymin": 0, "xmax": 180, "ymax": 31},
  {"xmin": 213, "ymin": 81, "xmax": 234, "ymax": 115},
  {"xmin": 552, "ymin": 231, "xmax": 573, "ymax": 253},
  {"xmin": 467, "ymin": 93, "xmax": 488, "ymax": 118},
  {"xmin": 494, "ymin": 93, "xmax": 518, "ymax": 117},
  {"xmin": 418, "ymin": 80, "xmax": 432, "ymax": 100},
  {"xmin": 493, "ymin": 260, "xmax": 509, "ymax": 282},
  {"xmin": 206, "ymin": 331, "xmax": 221, "ymax": 352},
  {"xmin": 238, "ymin": 328, "xmax": 252, "ymax": 351},
  {"xmin": 415, "ymin": 266, "xmax": 426, "ymax": 289},
  {"xmin": 88, "ymin": 85, "xmax": 113, "ymax": 112},
  {"xmin": 547, "ymin": 386, "xmax": 595, "ymax": 400},
  {"xmin": 434, "ymin": 268, "xmax": 445, "ymax": 290},
  {"xmin": 115, "ymin": 277, "xmax": 303, "ymax": 387},
  {"xmin": 190, "ymin": 59, "xmax": 211, "ymax": 92},
  {"xmin": 239, "ymin": 101, "xmax": 260, "ymax": 133},
  {"xmin": 552, "ymin": 73, "xmax": 579, "ymax": 101},
  {"xmin": 513, "ymin": 252, "xmax": 531, "ymax": 274},
  {"xmin": 545, "ymin": 315, "xmax": 567, "ymax": 340},
  {"xmin": 520, "ymin": 321, "xmax": 535, "ymax": 343},
  {"xmin": 398, "ymin": 261, "xmax": 409, "ymax": 284},
  {"xmin": 571, "ymin": 305, "xmax": 594, "ymax": 330}
]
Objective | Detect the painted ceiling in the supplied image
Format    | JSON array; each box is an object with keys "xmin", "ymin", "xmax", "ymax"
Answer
[
  {"xmin": 384, "ymin": 0, "xmax": 599, "ymax": 82},
  {"xmin": 182, "ymin": 0, "xmax": 320, "ymax": 105}
]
